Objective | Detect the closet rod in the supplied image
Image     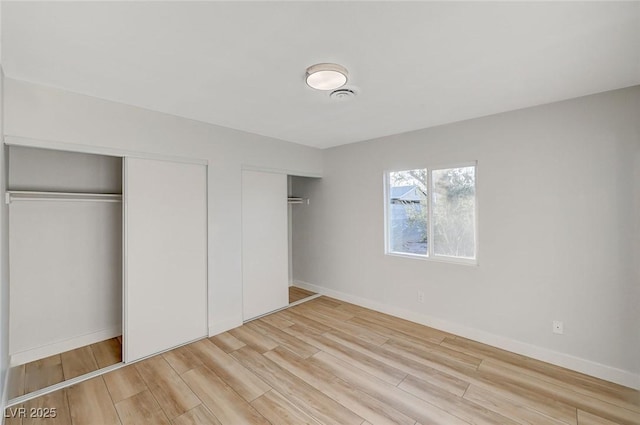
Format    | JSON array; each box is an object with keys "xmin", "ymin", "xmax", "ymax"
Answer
[
  {"xmin": 288, "ymin": 196, "xmax": 309, "ymax": 205},
  {"xmin": 5, "ymin": 191, "xmax": 122, "ymax": 204}
]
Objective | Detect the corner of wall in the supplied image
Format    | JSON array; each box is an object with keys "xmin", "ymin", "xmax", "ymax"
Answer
[{"xmin": 0, "ymin": 63, "xmax": 11, "ymax": 420}]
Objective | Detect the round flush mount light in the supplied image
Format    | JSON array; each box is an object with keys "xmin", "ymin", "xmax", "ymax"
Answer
[{"xmin": 306, "ymin": 63, "xmax": 348, "ymax": 90}]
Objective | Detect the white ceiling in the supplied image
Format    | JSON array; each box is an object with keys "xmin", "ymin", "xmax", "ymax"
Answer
[{"xmin": 2, "ymin": 2, "xmax": 639, "ymax": 149}]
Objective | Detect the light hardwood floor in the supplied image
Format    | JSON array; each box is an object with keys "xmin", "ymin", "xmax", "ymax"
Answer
[
  {"xmin": 7, "ymin": 337, "xmax": 122, "ymax": 399},
  {"xmin": 5, "ymin": 298, "xmax": 639, "ymax": 425},
  {"xmin": 289, "ymin": 286, "xmax": 316, "ymax": 304}
]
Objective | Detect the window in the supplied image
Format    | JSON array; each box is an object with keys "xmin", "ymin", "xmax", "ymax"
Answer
[{"xmin": 386, "ymin": 164, "xmax": 476, "ymax": 263}]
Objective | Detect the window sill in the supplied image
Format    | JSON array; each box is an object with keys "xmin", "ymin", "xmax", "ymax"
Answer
[{"xmin": 385, "ymin": 251, "xmax": 478, "ymax": 266}]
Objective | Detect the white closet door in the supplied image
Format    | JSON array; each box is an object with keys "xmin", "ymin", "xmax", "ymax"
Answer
[
  {"xmin": 124, "ymin": 157, "xmax": 207, "ymax": 362},
  {"xmin": 242, "ymin": 170, "xmax": 288, "ymax": 320}
]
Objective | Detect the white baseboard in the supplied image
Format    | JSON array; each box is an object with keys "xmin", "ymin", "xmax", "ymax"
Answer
[
  {"xmin": 293, "ymin": 280, "xmax": 640, "ymax": 390},
  {"xmin": 9, "ymin": 326, "xmax": 121, "ymax": 366},
  {"xmin": 208, "ymin": 316, "xmax": 243, "ymax": 337}
]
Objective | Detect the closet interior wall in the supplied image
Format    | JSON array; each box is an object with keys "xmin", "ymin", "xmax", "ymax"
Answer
[
  {"xmin": 7, "ymin": 146, "xmax": 123, "ymax": 365},
  {"xmin": 288, "ymin": 175, "xmax": 320, "ymax": 290}
]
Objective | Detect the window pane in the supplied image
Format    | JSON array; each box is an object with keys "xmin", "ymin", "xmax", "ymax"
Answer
[
  {"xmin": 432, "ymin": 166, "xmax": 476, "ymax": 259},
  {"xmin": 388, "ymin": 169, "xmax": 428, "ymax": 255}
]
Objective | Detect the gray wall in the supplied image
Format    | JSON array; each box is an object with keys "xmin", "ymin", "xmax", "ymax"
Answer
[
  {"xmin": 3, "ymin": 78, "xmax": 323, "ymax": 338},
  {"xmin": 0, "ymin": 69, "xmax": 10, "ymax": 406},
  {"xmin": 292, "ymin": 86, "xmax": 640, "ymax": 387},
  {"xmin": 9, "ymin": 199, "xmax": 122, "ymax": 363},
  {"xmin": 291, "ymin": 175, "xmax": 322, "ymax": 283},
  {"xmin": 8, "ymin": 146, "xmax": 122, "ymax": 193}
]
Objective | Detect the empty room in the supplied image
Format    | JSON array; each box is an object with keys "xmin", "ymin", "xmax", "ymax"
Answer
[{"xmin": 0, "ymin": 1, "xmax": 638, "ymax": 424}]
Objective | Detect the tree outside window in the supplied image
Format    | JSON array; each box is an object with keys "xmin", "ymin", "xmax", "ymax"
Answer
[{"xmin": 387, "ymin": 165, "xmax": 476, "ymax": 261}]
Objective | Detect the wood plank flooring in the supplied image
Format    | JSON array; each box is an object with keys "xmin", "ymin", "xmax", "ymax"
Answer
[
  {"xmin": 4, "ymin": 298, "xmax": 639, "ymax": 425},
  {"xmin": 7, "ymin": 337, "xmax": 122, "ymax": 399},
  {"xmin": 289, "ymin": 286, "xmax": 316, "ymax": 304}
]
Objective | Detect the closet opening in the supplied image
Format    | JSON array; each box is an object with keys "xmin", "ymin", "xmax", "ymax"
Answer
[
  {"xmin": 5, "ymin": 145, "xmax": 123, "ymax": 401},
  {"xmin": 241, "ymin": 171, "xmax": 321, "ymax": 322},
  {"xmin": 288, "ymin": 175, "xmax": 320, "ymax": 305}
]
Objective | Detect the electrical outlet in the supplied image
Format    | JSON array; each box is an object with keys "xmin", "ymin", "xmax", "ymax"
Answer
[
  {"xmin": 417, "ymin": 291, "xmax": 425, "ymax": 303},
  {"xmin": 553, "ymin": 320, "xmax": 564, "ymax": 334}
]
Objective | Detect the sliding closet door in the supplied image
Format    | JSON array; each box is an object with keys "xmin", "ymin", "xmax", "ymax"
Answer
[
  {"xmin": 124, "ymin": 157, "xmax": 207, "ymax": 362},
  {"xmin": 242, "ymin": 170, "xmax": 288, "ymax": 320}
]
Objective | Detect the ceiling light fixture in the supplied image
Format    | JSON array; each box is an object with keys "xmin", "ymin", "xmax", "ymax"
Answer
[{"xmin": 305, "ymin": 63, "xmax": 348, "ymax": 91}]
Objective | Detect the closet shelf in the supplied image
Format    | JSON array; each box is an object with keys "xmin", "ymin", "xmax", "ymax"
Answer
[{"xmin": 5, "ymin": 191, "xmax": 123, "ymax": 204}]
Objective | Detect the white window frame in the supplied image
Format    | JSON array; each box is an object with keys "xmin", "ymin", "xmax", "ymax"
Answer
[{"xmin": 384, "ymin": 161, "xmax": 478, "ymax": 266}]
